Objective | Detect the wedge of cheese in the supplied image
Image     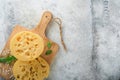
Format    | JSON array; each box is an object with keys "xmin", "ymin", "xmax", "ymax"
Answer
[
  {"xmin": 10, "ymin": 31, "xmax": 44, "ymax": 61},
  {"xmin": 36, "ymin": 57, "xmax": 50, "ymax": 79},
  {"xmin": 13, "ymin": 60, "xmax": 42, "ymax": 80}
]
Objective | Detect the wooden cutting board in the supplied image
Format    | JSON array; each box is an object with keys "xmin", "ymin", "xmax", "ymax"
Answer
[{"xmin": 1, "ymin": 11, "xmax": 59, "ymax": 65}]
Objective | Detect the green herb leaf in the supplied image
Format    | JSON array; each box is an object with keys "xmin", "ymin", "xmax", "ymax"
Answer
[
  {"xmin": 0, "ymin": 55, "xmax": 16, "ymax": 64},
  {"xmin": 47, "ymin": 42, "xmax": 52, "ymax": 49},
  {"xmin": 46, "ymin": 50, "xmax": 52, "ymax": 55}
]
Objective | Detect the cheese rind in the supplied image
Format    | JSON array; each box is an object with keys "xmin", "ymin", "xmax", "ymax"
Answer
[{"xmin": 10, "ymin": 31, "xmax": 44, "ymax": 61}]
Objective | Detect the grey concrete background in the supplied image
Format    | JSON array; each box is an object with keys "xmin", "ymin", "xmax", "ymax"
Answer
[{"xmin": 0, "ymin": 0, "xmax": 120, "ymax": 80}]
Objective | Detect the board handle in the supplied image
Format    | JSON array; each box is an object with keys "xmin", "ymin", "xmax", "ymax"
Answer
[{"xmin": 34, "ymin": 11, "xmax": 53, "ymax": 35}]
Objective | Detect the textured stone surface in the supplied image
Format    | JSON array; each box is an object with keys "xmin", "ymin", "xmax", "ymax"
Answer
[
  {"xmin": 0, "ymin": 0, "xmax": 120, "ymax": 80},
  {"xmin": 92, "ymin": 0, "xmax": 120, "ymax": 80},
  {"xmin": 0, "ymin": 0, "xmax": 93, "ymax": 80}
]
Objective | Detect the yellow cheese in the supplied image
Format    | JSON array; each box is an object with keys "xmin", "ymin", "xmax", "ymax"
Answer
[
  {"xmin": 13, "ymin": 60, "xmax": 42, "ymax": 80},
  {"xmin": 13, "ymin": 57, "xmax": 50, "ymax": 80},
  {"xmin": 36, "ymin": 57, "xmax": 50, "ymax": 79},
  {"xmin": 10, "ymin": 31, "xmax": 44, "ymax": 61}
]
